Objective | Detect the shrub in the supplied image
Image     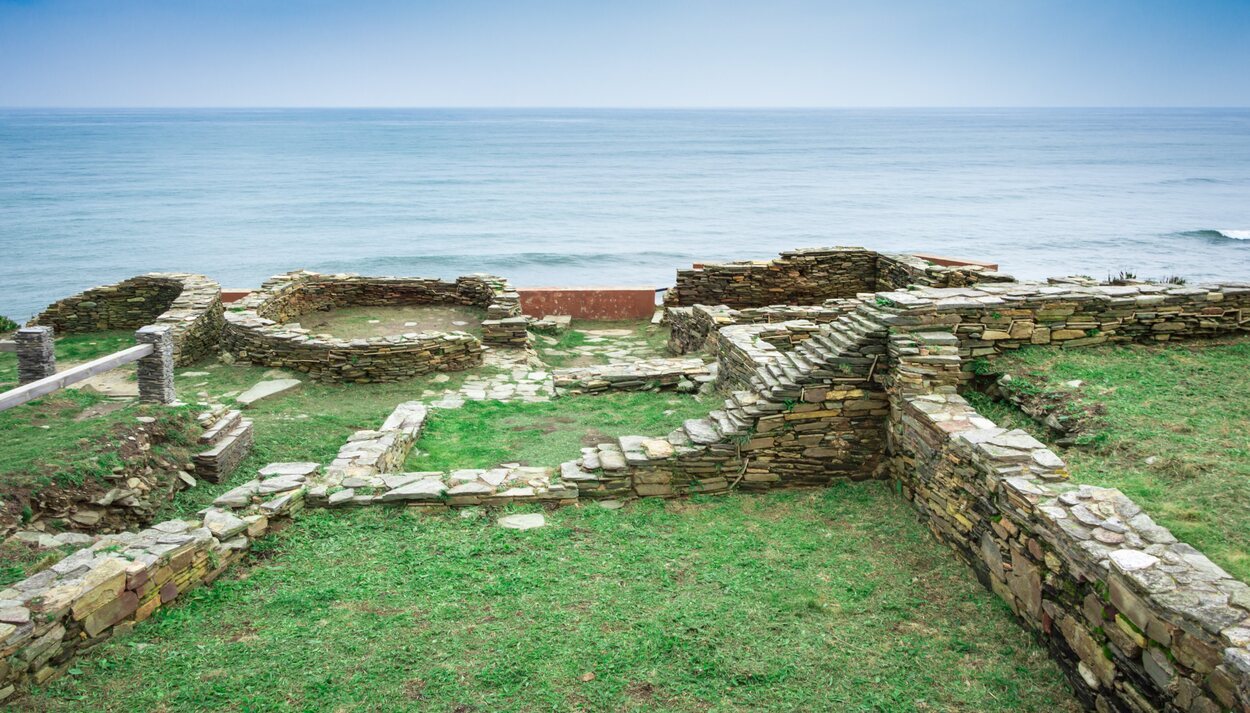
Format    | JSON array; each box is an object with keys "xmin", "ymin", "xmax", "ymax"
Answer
[{"xmin": 0, "ymin": 315, "xmax": 18, "ymax": 333}]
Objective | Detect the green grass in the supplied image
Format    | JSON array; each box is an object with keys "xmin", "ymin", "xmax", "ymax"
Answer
[
  {"xmin": 967, "ymin": 336, "xmax": 1250, "ymax": 581},
  {"xmin": 0, "ymin": 538, "xmax": 81, "ymax": 588},
  {"xmin": 25, "ymin": 485, "xmax": 1077, "ymax": 712},
  {"xmin": 407, "ymin": 392, "xmax": 713, "ymax": 472},
  {"xmin": 0, "ymin": 330, "xmax": 135, "ymax": 390},
  {"xmin": 161, "ymin": 361, "xmax": 488, "ymax": 517},
  {"xmin": 535, "ymin": 319, "xmax": 670, "ymax": 368},
  {"xmin": 0, "ymin": 332, "xmax": 180, "ymax": 494}
]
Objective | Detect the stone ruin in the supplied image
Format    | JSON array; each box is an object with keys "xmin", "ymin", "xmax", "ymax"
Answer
[{"xmin": 4, "ymin": 247, "xmax": 1250, "ymax": 712}]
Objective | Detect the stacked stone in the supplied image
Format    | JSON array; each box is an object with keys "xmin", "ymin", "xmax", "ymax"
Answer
[
  {"xmin": 669, "ymin": 247, "xmax": 880, "ymax": 308},
  {"xmin": 871, "ymin": 281, "xmax": 1250, "ymax": 363},
  {"xmin": 14, "ymin": 327, "xmax": 55, "ymax": 384},
  {"xmin": 0, "ymin": 504, "xmax": 276, "ymax": 701},
  {"xmin": 134, "ymin": 325, "xmax": 176, "ymax": 404},
  {"xmin": 715, "ymin": 321, "xmax": 819, "ymax": 391},
  {"xmin": 479, "ymin": 317, "xmax": 528, "ymax": 348},
  {"xmin": 211, "ymin": 462, "xmax": 314, "ymax": 516},
  {"xmin": 29, "ymin": 273, "xmax": 224, "ymax": 366},
  {"xmin": 667, "ymin": 300, "xmax": 857, "ymax": 355},
  {"xmin": 884, "ymin": 330, "xmax": 1250, "ymax": 713},
  {"xmin": 221, "ymin": 271, "xmax": 536, "ymax": 382},
  {"xmin": 191, "ymin": 409, "xmax": 255, "ymax": 483},
  {"xmin": 875, "ymin": 252, "xmax": 1015, "ymax": 291},
  {"xmin": 551, "ymin": 357, "xmax": 711, "ymax": 395}
]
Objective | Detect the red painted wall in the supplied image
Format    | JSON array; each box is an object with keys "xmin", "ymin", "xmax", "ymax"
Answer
[{"xmin": 519, "ymin": 288, "xmax": 657, "ymax": 320}]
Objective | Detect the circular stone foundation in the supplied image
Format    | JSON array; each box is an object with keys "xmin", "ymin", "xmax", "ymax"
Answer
[{"xmin": 222, "ymin": 271, "xmax": 524, "ymax": 383}]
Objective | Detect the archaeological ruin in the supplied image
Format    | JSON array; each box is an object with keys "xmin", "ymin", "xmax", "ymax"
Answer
[{"xmin": 2, "ymin": 246, "xmax": 1249, "ymax": 712}]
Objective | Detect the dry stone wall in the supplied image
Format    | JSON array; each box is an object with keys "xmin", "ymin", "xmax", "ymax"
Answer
[
  {"xmin": 872, "ymin": 280, "xmax": 1250, "ymax": 364},
  {"xmin": 884, "ymin": 329, "xmax": 1250, "ymax": 713},
  {"xmin": 0, "ymin": 485, "xmax": 297, "ymax": 701},
  {"xmin": 222, "ymin": 271, "xmax": 528, "ymax": 382},
  {"xmin": 29, "ymin": 273, "xmax": 224, "ymax": 366},
  {"xmin": 666, "ymin": 246, "xmax": 1012, "ymax": 309}
]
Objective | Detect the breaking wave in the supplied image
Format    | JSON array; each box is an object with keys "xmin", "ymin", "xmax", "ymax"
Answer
[{"xmin": 1178, "ymin": 229, "xmax": 1250, "ymax": 241}]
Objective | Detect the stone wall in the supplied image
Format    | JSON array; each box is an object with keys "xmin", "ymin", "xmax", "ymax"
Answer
[
  {"xmin": 551, "ymin": 357, "xmax": 710, "ymax": 395},
  {"xmin": 0, "ymin": 481, "xmax": 299, "ymax": 701},
  {"xmin": 222, "ymin": 271, "xmax": 515, "ymax": 382},
  {"xmin": 30, "ymin": 273, "xmax": 224, "ymax": 366},
  {"xmin": 667, "ymin": 300, "xmax": 856, "ymax": 355},
  {"xmin": 873, "ymin": 280, "xmax": 1250, "ymax": 365},
  {"xmin": 666, "ymin": 247, "xmax": 1013, "ymax": 309},
  {"xmin": 884, "ymin": 329, "xmax": 1250, "ymax": 713}
]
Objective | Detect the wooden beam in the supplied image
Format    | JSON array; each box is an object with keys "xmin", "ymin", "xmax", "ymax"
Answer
[
  {"xmin": 0, "ymin": 341, "xmax": 15, "ymax": 353},
  {"xmin": 0, "ymin": 344, "xmax": 153, "ymax": 412}
]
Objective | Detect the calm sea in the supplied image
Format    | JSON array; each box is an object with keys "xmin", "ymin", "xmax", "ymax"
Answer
[{"xmin": 1, "ymin": 108, "xmax": 1248, "ymax": 321}]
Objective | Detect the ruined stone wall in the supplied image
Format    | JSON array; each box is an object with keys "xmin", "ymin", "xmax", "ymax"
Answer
[
  {"xmin": 667, "ymin": 300, "xmax": 857, "ymax": 355},
  {"xmin": 668, "ymin": 247, "xmax": 879, "ymax": 308},
  {"xmin": 874, "ymin": 281, "xmax": 1250, "ymax": 364},
  {"xmin": 667, "ymin": 247, "xmax": 1014, "ymax": 310},
  {"xmin": 714, "ymin": 321, "xmax": 818, "ymax": 392},
  {"xmin": 884, "ymin": 330, "xmax": 1250, "ymax": 713},
  {"xmin": 223, "ymin": 271, "xmax": 500, "ymax": 382},
  {"xmin": 30, "ymin": 273, "xmax": 224, "ymax": 366},
  {"xmin": 0, "ymin": 479, "xmax": 301, "ymax": 701},
  {"xmin": 875, "ymin": 252, "xmax": 1016, "ymax": 291}
]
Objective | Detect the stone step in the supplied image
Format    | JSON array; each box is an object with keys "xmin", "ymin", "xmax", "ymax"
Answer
[
  {"xmin": 193, "ymin": 419, "xmax": 255, "ymax": 484},
  {"xmin": 198, "ymin": 409, "xmax": 242, "ymax": 445},
  {"xmin": 683, "ymin": 418, "xmax": 722, "ymax": 445}
]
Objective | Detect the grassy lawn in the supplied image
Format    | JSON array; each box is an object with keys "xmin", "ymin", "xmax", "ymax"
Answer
[
  {"xmin": 0, "ymin": 331, "xmax": 178, "ymax": 494},
  {"xmin": 407, "ymin": 392, "xmax": 714, "ymax": 472},
  {"xmin": 162, "ymin": 360, "xmax": 486, "ymax": 517},
  {"xmin": 25, "ymin": 484, "xmax": 1076, "ymax": 712},
  {"xmin": 966, "ymin": 336, "xmax": 1250, "ymax": 581}
]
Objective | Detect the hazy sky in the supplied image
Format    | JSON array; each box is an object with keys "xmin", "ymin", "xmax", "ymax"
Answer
[{"xmin": 1, "ymin": 0, "xmax": 1248, "ymax": 107}]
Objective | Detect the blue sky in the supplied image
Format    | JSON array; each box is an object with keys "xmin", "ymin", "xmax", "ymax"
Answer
[{"xmin": 1, "ymin": 0, "xmax": 1247, "ymax": 107}]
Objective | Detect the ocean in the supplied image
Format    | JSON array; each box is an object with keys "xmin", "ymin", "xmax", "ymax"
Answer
[{"xmin": 1, "ymin": 108, "xmax": 1247, "ymax": 322}]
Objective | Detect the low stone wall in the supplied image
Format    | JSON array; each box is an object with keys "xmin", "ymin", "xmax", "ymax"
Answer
[
  {"xmin": 874, "ymin": 280, "xmax": 1250, "ymax": 364},
  {"xmin": 884, "ymin": 330, "xmax": 1250, "ymax": 713},
  {"xmin": 222, "ymin": 271, "xmax": 522, "ymax": 382},
  {"xmin": 29, "ymin": 273, "xmax": 224, "ymax": 366},
  {"xmin": 666, "ymin": 300, "xmax": 857, "ymax": 355},
  {"xmin": 667, "ymin": 247, "xmax": 1013, "ymax": 309},
  {"xmin": 551, "ymin": 357, "xmax": 711, "ymax": 395},
  {"xmin": 0, "ymin": 482, "xmax": 300, "ymax": 701}
]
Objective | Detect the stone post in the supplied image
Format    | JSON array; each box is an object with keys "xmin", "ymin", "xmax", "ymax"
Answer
[
  {"xmin": 15, "ymin": 326, "xmax": 56, "ymax": 384},
  {"xmin": 135, "ymin": 325, "xmax": 176, "ymax": 404}
]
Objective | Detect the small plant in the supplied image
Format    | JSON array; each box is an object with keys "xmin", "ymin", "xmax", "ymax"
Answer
[
  {"xmin": 874, "ymin": 296, "xmax": 896, "ymax": 308},
  {"xmin": 1161, "ymin": 275, "xmax": 1187, "ymax": 285},
  {"xmin": 969, "ymin": 357, "xmax": 995, "ymax": 376},
  {"xmin": 1085, "ymin": 328, "xmax": 1101, "ymax": 338},
  {"xmin": 1106, "ymin": 270, "xmax": 1138, "ymax": 284},
  {"xmin": 0, "ymin": 315, "xmax": 17, "ymax": 332}
]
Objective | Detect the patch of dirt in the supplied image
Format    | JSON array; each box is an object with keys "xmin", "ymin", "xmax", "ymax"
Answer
[
  {"xmin": 580, "ymin": 429, "xmax": 612, "ymax": 447},
  {"xmin": 507, "ymin": 416, "xmax": 574, "ymax": 434},
  {"xmin": 0, "ymin": 411, "xmax": 199, "ymax": 538},
  {"xmin": 74, "ymin": 399, "xmax": 130, "ymax": 421},
  {"xmin": 301, "ymin": 305, "xmax": 486, "ymax": 339}
]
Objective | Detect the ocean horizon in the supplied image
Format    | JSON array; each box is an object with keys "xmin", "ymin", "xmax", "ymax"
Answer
[{"xmin": 2, "ymin": 107, "xmax": 1248, "ymax": 321}]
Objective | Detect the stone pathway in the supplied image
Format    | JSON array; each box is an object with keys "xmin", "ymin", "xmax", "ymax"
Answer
[{"xmin": 421, "ymin": 347, "xmax": 555, "ymax": 408}]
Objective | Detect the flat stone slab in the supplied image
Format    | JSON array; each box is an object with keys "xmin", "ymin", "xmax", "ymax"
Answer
[
  {"xmin": 237, "ymin": 379, "xmax": 302, "ymax": 407},
  {"xmin": 497, "ymin": 513, "xmax": 546, "ymax": 530}
]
